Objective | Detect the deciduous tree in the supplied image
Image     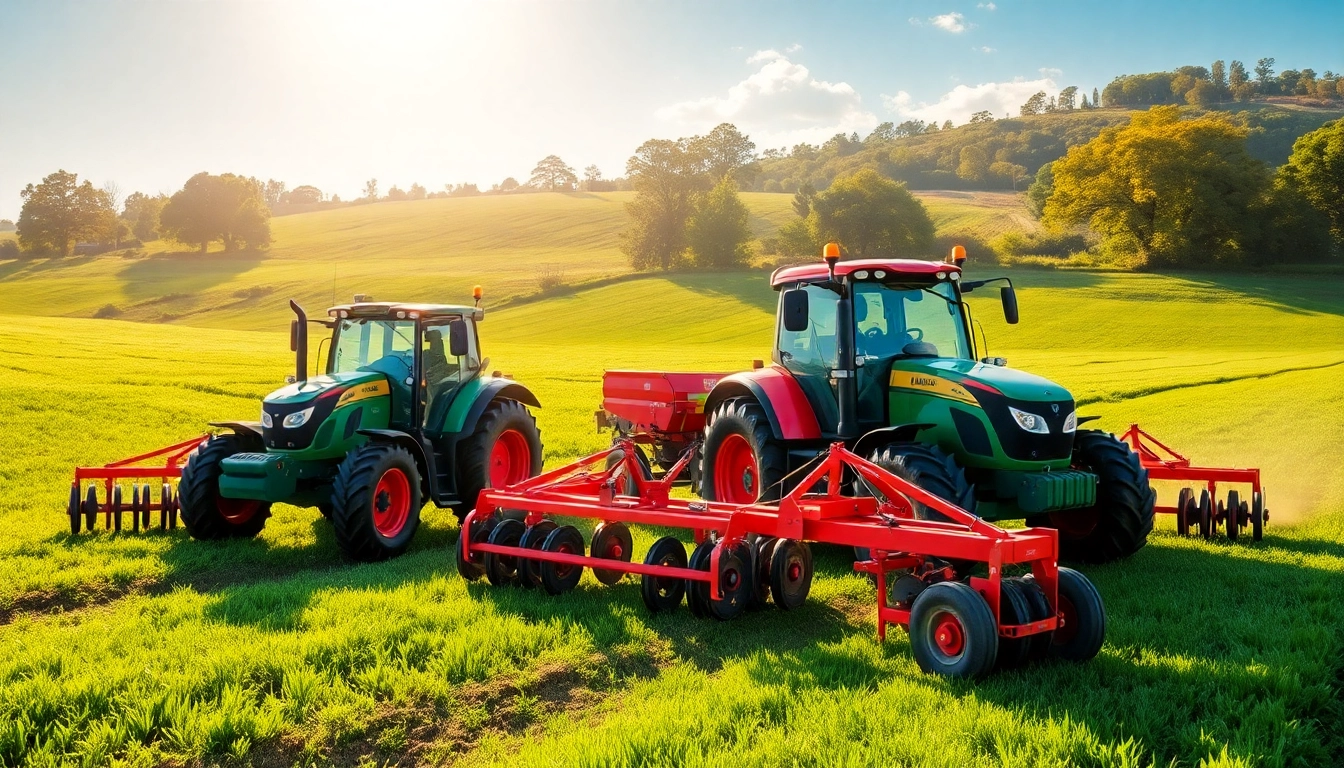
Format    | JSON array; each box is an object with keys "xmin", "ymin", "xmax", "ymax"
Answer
[
  {"xmin": 694, "ymin": 123, "xmax": 757, "ymax": 181},
  {"xmin": 289, "ymin": 185, "xmax": 323, "ymax": 205},
  {"xmin": 1019, "ymin": 91, "xmax": 1048, "ymax": 116},
  {"xmin": 16, "ymin": 170, "xmax": 112, "ymax": 256},
  {"xmin": 529, "ymin": 155, "xmax": 578, "ymax": 191},
  {"xmin": 1057, "ymin": 86, "xmax": 1078, "ymax": 110},
  {"xmin": 362, "ymin": 179, "xmax": 378, "ymax": 201},
  {"xmin": 1278, "ymin": 119, "xmax": 1344, "ymax": 244},
  {"xmin": 956, "ymin": 145, "xmax": 989, "ymax": 183},
  {"xmin": 686, "ymin": 177, "xmax": 753, "ymax": 269},
  {"xmin": 621, "ymin": 138, "xmax": 708, "ymax": 271},
  {"xmin": 159, "ymin": 172, "xmax": 271, "ymax": 253},
  {"xmin": 1044, "ymin": 106, "xmax": 1267, "ymax": 267},
  {"xmin": 809, "ymin": 168, "xmax": 935, "ymax": 258},
  {"xmin": 122, "ymin": 192, "xmax": 166, "ymax": 241},
  {"xmin": 969, "ymin": 110, "xmax": 995, "ymax": 124}
]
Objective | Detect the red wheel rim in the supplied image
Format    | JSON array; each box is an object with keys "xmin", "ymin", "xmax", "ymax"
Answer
[
  {"xmin": 1048, "ymin": 507, "xmax": 1099, "ymax": 539},
  {"xmin": 1053, "ymin": 594, "xmax": 1079, "ymax": 646},
  {"xmin": 932, "ymin": 611, "xmax": 966, "ymax": 657},
  {"xmin": 714, "ymin": 434, "xmax": 758, "ymax": 504},
  {"xmin": 788, "ymin": 562, "xmax": 802, "ymax": 582},
  {"xmin": 372, "ymin": 467, "xmax": 411, "ymax": 538},
  {"xmin": 554, "ymin": 541, "xmax": 577, "ymax": 578},
  {"xmin": 490, "ymin": 429, "xmax": 531, "ymax": 488},
  {"xmin": 217, "ymin": 495, "xmax": 260, "ymax": 524}
]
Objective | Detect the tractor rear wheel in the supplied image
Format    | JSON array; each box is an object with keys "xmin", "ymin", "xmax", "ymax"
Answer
[
  {"xmin": 456, "ymin": 399, "xmax": 543, "ymax": 521},
  {"xmin": 331, "ymin": 443, "xmax": 423, "ymax": 562},
  {"xmin": 180, "ymin": 434, "xmax": 271, "ymax": 540},
  {"xmin": 700, "ymin": 398, "xmax": 786, "ymax": 505},
  {"xmin": 1028, "ymin": 430, "xmax": 1154, "ymax": 564}
]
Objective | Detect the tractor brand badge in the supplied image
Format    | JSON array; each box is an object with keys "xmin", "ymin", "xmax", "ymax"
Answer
[
  {"xmin": 336, "ymin": 380, "xmax": 391, "ymax": 407},
  {"xmin": 1051, "ymin": 404, "xmax": 1060, "ymax": 414},
  {"xmin": 888, "ymin": 371, "xmax": 980, "ymax": 407},
  {"xmin": 703, "ymin": 378, "xmax": 718, "ymax": 390}
]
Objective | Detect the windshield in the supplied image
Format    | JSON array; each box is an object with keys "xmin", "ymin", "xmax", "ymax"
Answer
[
  {"xmin": 853, "ymin": 281, "xmax": 970, "ymax": 360},
  {"xmin": 330, "ymin": 319, "xmax": 416, "ymax": 378}
]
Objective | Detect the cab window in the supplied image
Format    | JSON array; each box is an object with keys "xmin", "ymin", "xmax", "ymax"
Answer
[{"xmin": 777, "ymin": 283, "xmax": 840, "ymax": 372}]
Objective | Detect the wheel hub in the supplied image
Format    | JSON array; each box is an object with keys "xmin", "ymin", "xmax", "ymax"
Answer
[{"xmin": 933, "ymin": 612, "xmax": 965, "ymax": 656}]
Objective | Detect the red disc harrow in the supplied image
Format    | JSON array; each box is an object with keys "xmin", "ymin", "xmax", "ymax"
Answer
[
  {"xmin": 1121, "ymin": 424, "xmax": 1268, "ymax": 541},
  {"xmin": 460, "ymin": 437, "xmax": 1106, "ymax": 678},
  {"xmin": 66, "ymin": 435, "xmax": 208, "ymax": 534}
]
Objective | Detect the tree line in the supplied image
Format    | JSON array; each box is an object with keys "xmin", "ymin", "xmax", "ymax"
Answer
[
  {"xmin": 7, "ymin": 171, "xmax": 273, "ymax": 257},
  {"xmin": 1103, "ymin": 59, "xmax": 1344, "ymax": 109},
  {"xmin": 1034, "ymin": 110, "xmax": 1343, "ymax": 268}
]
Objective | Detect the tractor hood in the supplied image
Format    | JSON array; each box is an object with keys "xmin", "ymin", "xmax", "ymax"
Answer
[
  {"xmin": 890, "ymin": 358, "xmax": 1071, "ymax": 403},
  {"xmin": 264, "ymin": 371, "xmax": 386, "ymax": 406}
]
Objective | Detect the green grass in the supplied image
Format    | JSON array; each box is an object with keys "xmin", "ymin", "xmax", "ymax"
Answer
[
  {"xmin": 0, "ymin": 190, "xmax": 1028, "ymax": 331},
  {"xmin": 1, "ymin": 258, "xmax": 1342, "ymax": 766}
]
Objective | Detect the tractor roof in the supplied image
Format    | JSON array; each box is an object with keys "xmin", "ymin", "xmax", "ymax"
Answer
[
  {"xmin": 327, "ymin": 302, "xmax": 484, "ymax": 321},
  {"xmin": 770, "ymin": 259, "xmax": 960, "ymax": 288}
]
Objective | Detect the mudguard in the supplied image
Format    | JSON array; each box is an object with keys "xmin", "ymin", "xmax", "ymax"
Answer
[
  {"xmin": 852, "ymin": 423, "xmax": 936, "ymax": 459},
  {"xmin": 703, "ymin": 367, "xmax": 821, "ymax": 441},
  {"xmin": 209, "ymin": 421, "xmax": 264, "ymax": 441},
  {"xmin": 444, "ymin": 378, "xmax": 541, "ymax": 438}
]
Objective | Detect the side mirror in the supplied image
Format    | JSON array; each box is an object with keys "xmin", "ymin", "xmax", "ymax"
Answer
[
  {"xmin": 289, "ymin": 320, "xmax": 299, "ymax": 352},
  {"xmin": 782, "ymin": 288, "xmax": 809, "ymax": 333},
  {"xmin": 448, "ymin": 319, "xmax": 470, "ymax": 357},
  {"xmin": 1000, "ymin": 286, "xmax": 1019, "ymax": 325}
]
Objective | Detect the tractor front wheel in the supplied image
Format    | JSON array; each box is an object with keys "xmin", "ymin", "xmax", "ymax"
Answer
[
  {"xmin": 1028, "ymin": 429, "xmax": 1154, "ymax": 564},
  {"xmin": 179, "ymin": 434, "xmax": 271, "ymax": 540},
  {"xmin": 700, "ymin": 398, "xmax": 786, "ymax": 504},
  {"xmin": 456, "ymin": 399, "xmax": 543, "ymax": 520},
  {"xmin": 331, "ymin": 443, "xmax": 423, "ymax": 562}
]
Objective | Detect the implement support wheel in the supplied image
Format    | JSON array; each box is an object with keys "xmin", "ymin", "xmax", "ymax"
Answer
[
  {"xmin": 484, "ymin": 519, "xmax": 526, "ymax": 587},
  {"xmin": 591, "ymin": 522, "xmax": 634, "ymax": 585},
  {"xmin": 769, "ymin": 538, "xmax": 813, "ymax": 610},
  {"xmin": 687, "ymin": 540, "xmax": 715, "ymax": 618},
  {"xmin": 1175, "ymin": 487, "xmax": 1193, "ymax": 536},
  {"xmin": 1049, "ymin": 567, "xmax": 1106, "ymax": 662},
  {"xmin": 539, "ymin": 525, "xmax": 586, "ymax": 595},
  {"xmin": 68, "ymin": 486, "xmax": 82, "ymax": 535},
  {"xmin": 1226, "ymin": 490, "xmax": 1241, "ymax": 541},
  {"xmin": 995, "ymin": 579, "xmax": 1035, "ymax": 670},
  {"xmin": 640, "ymin": 536, "xmax": 688, "ymax": 613},
  {"xmin": 909, "ymin": 582, "xmax": 999, "ymax": 679},
  {"xmin": 518, "ymin": 520, "xmax": 558, "ymax": 588},
  {"xmin": 84, "ymin": 486, "xmax": 99, "ymax": 532},
  {"xmin": 707, "ymin": 542, "xmax": 752, "ymax": 621},
  {"xmin": 455, "ymin": 512, "xmax": 498, "ymax": 582}
]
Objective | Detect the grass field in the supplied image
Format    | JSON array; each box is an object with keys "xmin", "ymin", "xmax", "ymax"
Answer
[
  {"xmin": 1, "ymin": 238, "xmax": 1342, "ymax": 766},
  {"xmin": 0, "ymin": 191, "xmax": 1030, "ymax": 332}
]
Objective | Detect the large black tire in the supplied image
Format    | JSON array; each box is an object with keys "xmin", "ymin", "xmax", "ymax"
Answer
[
  {"xmin": 455, "ymin": 399, "xmax": 543, "ymax": 521},
  {"xmin": 1046, "ymin": 567, "xmax": 1106, "ymax": 662},
  {"xmin": 1027, "ymin": 430, "xmax": 1155, "ymax": 564},
  {"xmin": 700, "ymin": 398, "xmax": 787, "ymax": 504},
  {"xmin": 908, "ymin": 581, "xmax": 999, "ymax": 679},
  {"xmin": 179, "ymin": 433, "xmax": 271, "ymax": 540},
  {"xmin": 331, "ymin": 443, "xmax": 423, "ymax": 562},
  {"xmin": 856, "ymin": 442, "xmax": 976, "ymax": 566}
]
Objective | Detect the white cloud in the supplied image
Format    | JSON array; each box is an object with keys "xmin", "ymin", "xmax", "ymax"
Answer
[
  {"xmin": 976, "ymin": 46, "xmax": 996, "ymax": 53},
  {"xmin": 881, "ymin": 76, "xmax": 1060, "ymax": 125},
  {"xmin": 785, "ymin": 43, "xmax": 802, "ymax": 53},
  {"xmin": 1039, "ymin": 67, "xmax": 1064, "ymax": 79},
  {"xmin": 977, "ymin": 2, "xmax": 996, "ymax": 10},
  {"xmin": 930, "ymin": 12, "xmax": 966, "ymax": 33},
  {"xmin": 657, "ymin": 51, "xmax": 876, "ymax": 146}
]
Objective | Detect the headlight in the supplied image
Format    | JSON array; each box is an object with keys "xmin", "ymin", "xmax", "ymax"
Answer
[
  {"xmin": 282, "ymin": 407, "xmax": 315, "ymax": 429},
  {"xmin": 261, "ymin": 410, "xmax": 273, "ymax": 428},
  {"xmin": 1009, "ymin": 407, "xmax": 1050, "ymax": 434},
  {"xmin": 1062, "ymin": 410, "xmax": 1077, "ymax": 433}
]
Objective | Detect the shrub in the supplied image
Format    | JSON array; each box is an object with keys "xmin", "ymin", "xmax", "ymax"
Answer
[
  {"xmin": 536, "ymin": 265, "xmax": 566, "ymax": 293},
  {"xmin": 232, "ymin": 285, "xmax": 274, "ymax": 300},
  {"xmin": 992, "ymin": 231, "xmax": 1090, "ymax": 259},
  {"xmin": 933, "ymin": 232, "xmax": 1002, "ymax": 265},
  {"xmin": 93, "ymin": 304, "xmax": 121, "ymax": 318},
  {"xmin": 0, "ymin": 240, "xmax": 18, "ymax": 259}
]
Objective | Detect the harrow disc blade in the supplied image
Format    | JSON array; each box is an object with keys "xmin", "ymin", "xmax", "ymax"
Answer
[
  {"xmin": 68, "ymin": 486, "xmax": 82, "ymax": 535},
  {"xmin": 84, "ymin": 486, "xmax": 99, "ymax": 531},
  {"xmin": 111, "ymin": 486, "xmax": 123, "ymax": 533},
  {"xmin": 132, "ymin": 485, "xmax": 142, "ymax": 533}
]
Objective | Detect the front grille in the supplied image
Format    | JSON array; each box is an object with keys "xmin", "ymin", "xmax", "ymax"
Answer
[
  {"xmin": 262, "ymin": 395, "xmax": 338, "ymax": 451},
  {"xmin": 971, "ymin": 389, "xmax": 1074, "ymax": 462}
]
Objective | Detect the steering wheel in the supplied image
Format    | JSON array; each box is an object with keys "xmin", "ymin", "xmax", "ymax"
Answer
[
  {"xmin": 905, "ymin": 327, "xmax": 925, "ymax": 342},
  {"xmin": 863, "ymin": 327, "xmax": 885, "ymax": 343}
]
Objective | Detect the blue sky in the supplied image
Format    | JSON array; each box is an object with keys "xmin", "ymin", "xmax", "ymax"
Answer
[{"xmin": 1, "ymin": 0, "xmax": 1341, "ymax": 218}]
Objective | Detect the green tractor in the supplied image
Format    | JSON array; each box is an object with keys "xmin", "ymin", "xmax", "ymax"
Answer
[
  {"xmin": 698, "ymin": 246, "xmax": 1155, "ymax": 563},
  {"xmin": 180, "ymin": 295, "xmax": 543, "ymax": 561}
]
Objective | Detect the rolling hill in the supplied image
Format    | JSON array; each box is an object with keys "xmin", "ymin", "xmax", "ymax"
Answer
[{"xmin": 0, "ymin": 190, "xmax": 1031, "ymax": 331}]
